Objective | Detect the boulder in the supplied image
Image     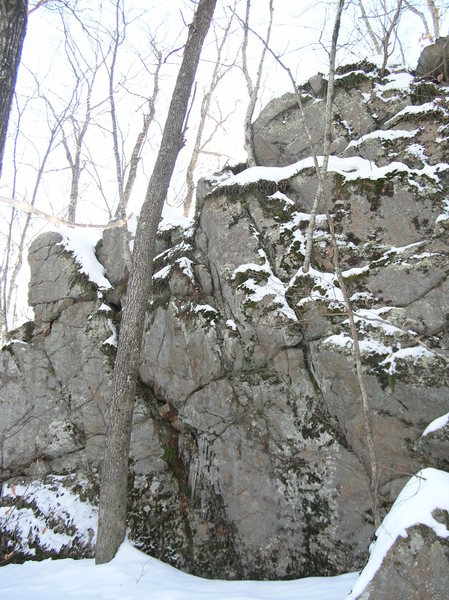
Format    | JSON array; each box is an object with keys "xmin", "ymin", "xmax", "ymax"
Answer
[
  {"xmin": 348, "ymin": 469, "xmax": 449, "ymax": 600},
  {"xmin": 416, "ymin": 36, "xmax": 449, "ymax": 82}
]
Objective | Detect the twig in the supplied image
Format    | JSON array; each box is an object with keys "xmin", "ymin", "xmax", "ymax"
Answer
[{"xmin": 0, "ymin": 196, "xmax": 131, "ymax": 229}]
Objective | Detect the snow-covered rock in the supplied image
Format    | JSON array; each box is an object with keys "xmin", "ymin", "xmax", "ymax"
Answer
[
  {"xmin": 347, "ymin": 468, "xmax": 449, "ymax": 599},
  {"xmin": 1, "ymin": 62, "xmax": 449, "ymax": 582}
]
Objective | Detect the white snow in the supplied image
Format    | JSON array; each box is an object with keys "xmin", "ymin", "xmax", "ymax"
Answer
[
  {"xmin": 0, "ymin": 540, "xmax": 358, "ymax": 600},
  {"xmin": 193, "ymin": 304, "xmax": 218, "ymax": 315},
  {"xmin": 436, "ymin": 198, "xmax": 449, "ymax": 223},
  {"xmin": 346, "ymin": 468, "xmax": 449, "ymax": 599},
  {"xmin": 352, "ymin": 307, "xmax": 403, "ymax": 336},
  {"xmin": 177, "ymin": 256, "xmax": 195, "ymax": 282},
  {"xmin": 290, "ymin": 267, "xmax": 344, "ymax": 309},
  {"xmin": 104, "ymin": 318, "xmax": 117, "ymax": 347},
  {"xmin": 159, "ymin": 204, "xmax": 192, "ymax": 229},
  {"xmin": 405, "ymin": 143, "xmax": 426, "ymax": 160},
  {"xmin": 385, "ymin": 100, "xmax": 449, "ymax": 127},
  {"xmin": 268, "ymin": 191, "xmax": 295, "ymax": 205},
  {"xmin": 153, "ymin": 264, "xmax": 172, "ymax": 280},
  {"xmin": 0, "ymin": 478, "xmax": 97, "ymax": 556},
  {"xmin": 374, "ymin": 71, "xmax": 414, "ymax": 94},
  {"xmin": 218, "ymin": 155, "xmax": 448, "ymax": 192},
  {"xmin": 323, "ymin": 306, "xmax": 433, "ymax": 377},
  {"xmin": 342, "ymin": 265, "xmax": 370, "ymax": 278},
  {"xmin": 58, "ymin": 227, "xmax": 111, "ymax": 289},
  {"xmin": 346, "ymin": 128, "xmax": 419, "ymax": 149},
  {"xmin": 422, "ymin": 412, "xmax": 449, "ymax": 437},
  {"xmin": 226, "ymin": 318, "xmax": 238, "ymax": 331},
  {"xmin": 233, "ymin": 250, "xmax": 297, "ymax": 322},
  {"xmin": 335, "ymin": 69, "xmax": 368, "ymax": 81}
]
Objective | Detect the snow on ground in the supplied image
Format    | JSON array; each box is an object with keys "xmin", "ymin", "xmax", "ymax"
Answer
[
  {"xmin": 347, "ymin": 468, "xmax": 449, "ymax": 599},
  {"xmin": 0, "ymin": 540, "xmax": 358, "ymax": 600},
  {"xmin": 0, "ymin": 477, "xmax": 359, "ymax": 599}
]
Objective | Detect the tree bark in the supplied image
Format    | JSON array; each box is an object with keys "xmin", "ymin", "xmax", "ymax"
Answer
[
  {"xmin": 95, "ymin": 0, "xmax": 217, "ymax": 565},
  {"xmin": 242, "ymin": 0, "xmax": 274, "ymax": 167},
  {"xmin": 0, "ymin": 0, "xmax": 27, "ymax": 176}
]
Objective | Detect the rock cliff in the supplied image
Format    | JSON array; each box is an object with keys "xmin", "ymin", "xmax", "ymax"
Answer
[{"xmin": 1, "ymin": 62, "xmax": 448, "ymax": 579}]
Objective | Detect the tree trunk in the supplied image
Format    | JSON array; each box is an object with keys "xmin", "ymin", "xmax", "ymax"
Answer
[
  {"xmin": 0, "ymin": 0, "xmax": 27, "ymax": 176},
  {"xmin": 95, "ymin": 0, "xmax": 217, "ymax": 565}
]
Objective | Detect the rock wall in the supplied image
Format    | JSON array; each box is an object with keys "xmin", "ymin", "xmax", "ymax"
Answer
[{"xmin": 1, "ymin": 62, "xmax": 449, "ymax": 579}]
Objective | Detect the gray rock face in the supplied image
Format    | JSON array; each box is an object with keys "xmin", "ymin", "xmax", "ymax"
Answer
[
  {"xmin": 416, "ymin": 36, "xmax": 449, "ymax": 82},
  {"xmin": 1, "ymin": 63, "xmax": 449, "ymax": 582},
  {"xmin": 28, "ymin": 232, "xmax": 97, "ymax": 326},
  {"xmin": 252, "ymin": 63, "xmax": 411, "ymax": 167}
]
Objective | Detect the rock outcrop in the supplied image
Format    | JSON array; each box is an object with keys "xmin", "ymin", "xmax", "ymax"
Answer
[
  {"xmin": 1, "ymin": 62, "xmax": 449, "ymax": 580},
  {"xmin": 416, "ymin": 36, "xmax": 449, "ymax": 82},
  {"xmin": 356, "ymin": 522, "xmax": 449, "ymax": 599},
  {"xmin": 347, "ymin": 468, "xmax": 449, "ymax": 600}
]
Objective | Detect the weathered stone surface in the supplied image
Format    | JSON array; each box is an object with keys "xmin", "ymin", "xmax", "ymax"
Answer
[
  {"xmin": 139, "ymin": 303, "xmax": 224, "ymax": 407},
  {"xmin": 95, "ymin": 226, "xmax": 128, "ymax": 289},
  {"xmin": 1, "ymin": 63, "xmax": 449, "ymax": 582},
  {"xmin": 416, "ymin": 424, "xmax": 449, "ymax": 471},
  {"xmin": 356, "ymin": 517, "xmax": 449, "ymax": 599},
  {"xmin": 416, "ymin": 36, "xmax": 449, "ymax": 82},
  {"xmin": 252, "ymin": 64, "xmax": 411, "ymax": 168},
  {"xmin": 28, "ymin": 232, "xmax": 96, "ymax": 325},
  {"xmin": 253, "ymin": 92, "xmax": 349, "ymax": 167}
]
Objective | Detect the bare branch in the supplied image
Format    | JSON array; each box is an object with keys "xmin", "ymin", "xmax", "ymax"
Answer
[
  {"xmin": 241, "ymin": 0, "xmax": 274, "ymax": 166},
  {"xmin": 0, "ymin": 195, "xmax": 131, "ymax": 229}
]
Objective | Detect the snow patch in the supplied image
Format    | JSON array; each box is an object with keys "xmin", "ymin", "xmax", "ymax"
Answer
[
  {"xmin": 422, "ymin": 412, "xmax": 449, "ymax": 437},
  {"xmin": 0, "ymin": 477, "xmax": 97, "ymax": 557},
  {"xmin": 347, "ymin": 128, "xmax": 419, "ymax": 150},
  {"xmin": 233, "ymin": 250, "xmax": 297, "ymax": 321},
  {"xmin": 104, "ymin": 318, "xmax": 117, "ymax": 347},
  {"xmin": 58, "ymin": 227, "xmax": 111, "ymax": 289}
]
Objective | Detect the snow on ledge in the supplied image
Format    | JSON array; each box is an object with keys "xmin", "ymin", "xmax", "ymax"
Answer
[
  {"xmin": 217, "ymin": 155, "xmax": 448, "ymax": 189},
  {"xmin": 58, "ymin": 226, "xmax": 111, "ymax": 290},
  {"xmin": 422, "ymin": 412, "xmax": 449, "ymax": 437},
  {"xmin": 346, "ymin": 468, "xmax": 449, "ymax": 599}
]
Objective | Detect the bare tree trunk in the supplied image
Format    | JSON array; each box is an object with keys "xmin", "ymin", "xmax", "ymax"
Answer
[
  {"xmin": 242, "ymin": 0, "xmax": 274, "ymax": 167},
  {"xmin": 403, "ymin": 0, "xmax": 432, "ymax": 40},
  {"xmin": 427, "ymin": 0, "xmax": 440, "ymax": 38},
  {"xmin": 0, "ymin": 0, "xmax": 28, "ymax": 176},
  {"xmin": 247, "ymin": 0, "xmax": 380, "ymax": 527},
  {"xmin": 303, "ymin": 0, "xmax": 344, "ymax": 273},
  {"xmin": 357, "ymin": 0, "xmax": 382, "ymax": 53},
  {"xmin": 379, "ymin": 0, "xmax": 403, "ymax": 76},
  {"xmin": 183, "ymin": 10, "xmax": 235, "ymax": 217},
  {"xmin": 95, "ymin": 0, "xmax": 217, "ymax": 565}
]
